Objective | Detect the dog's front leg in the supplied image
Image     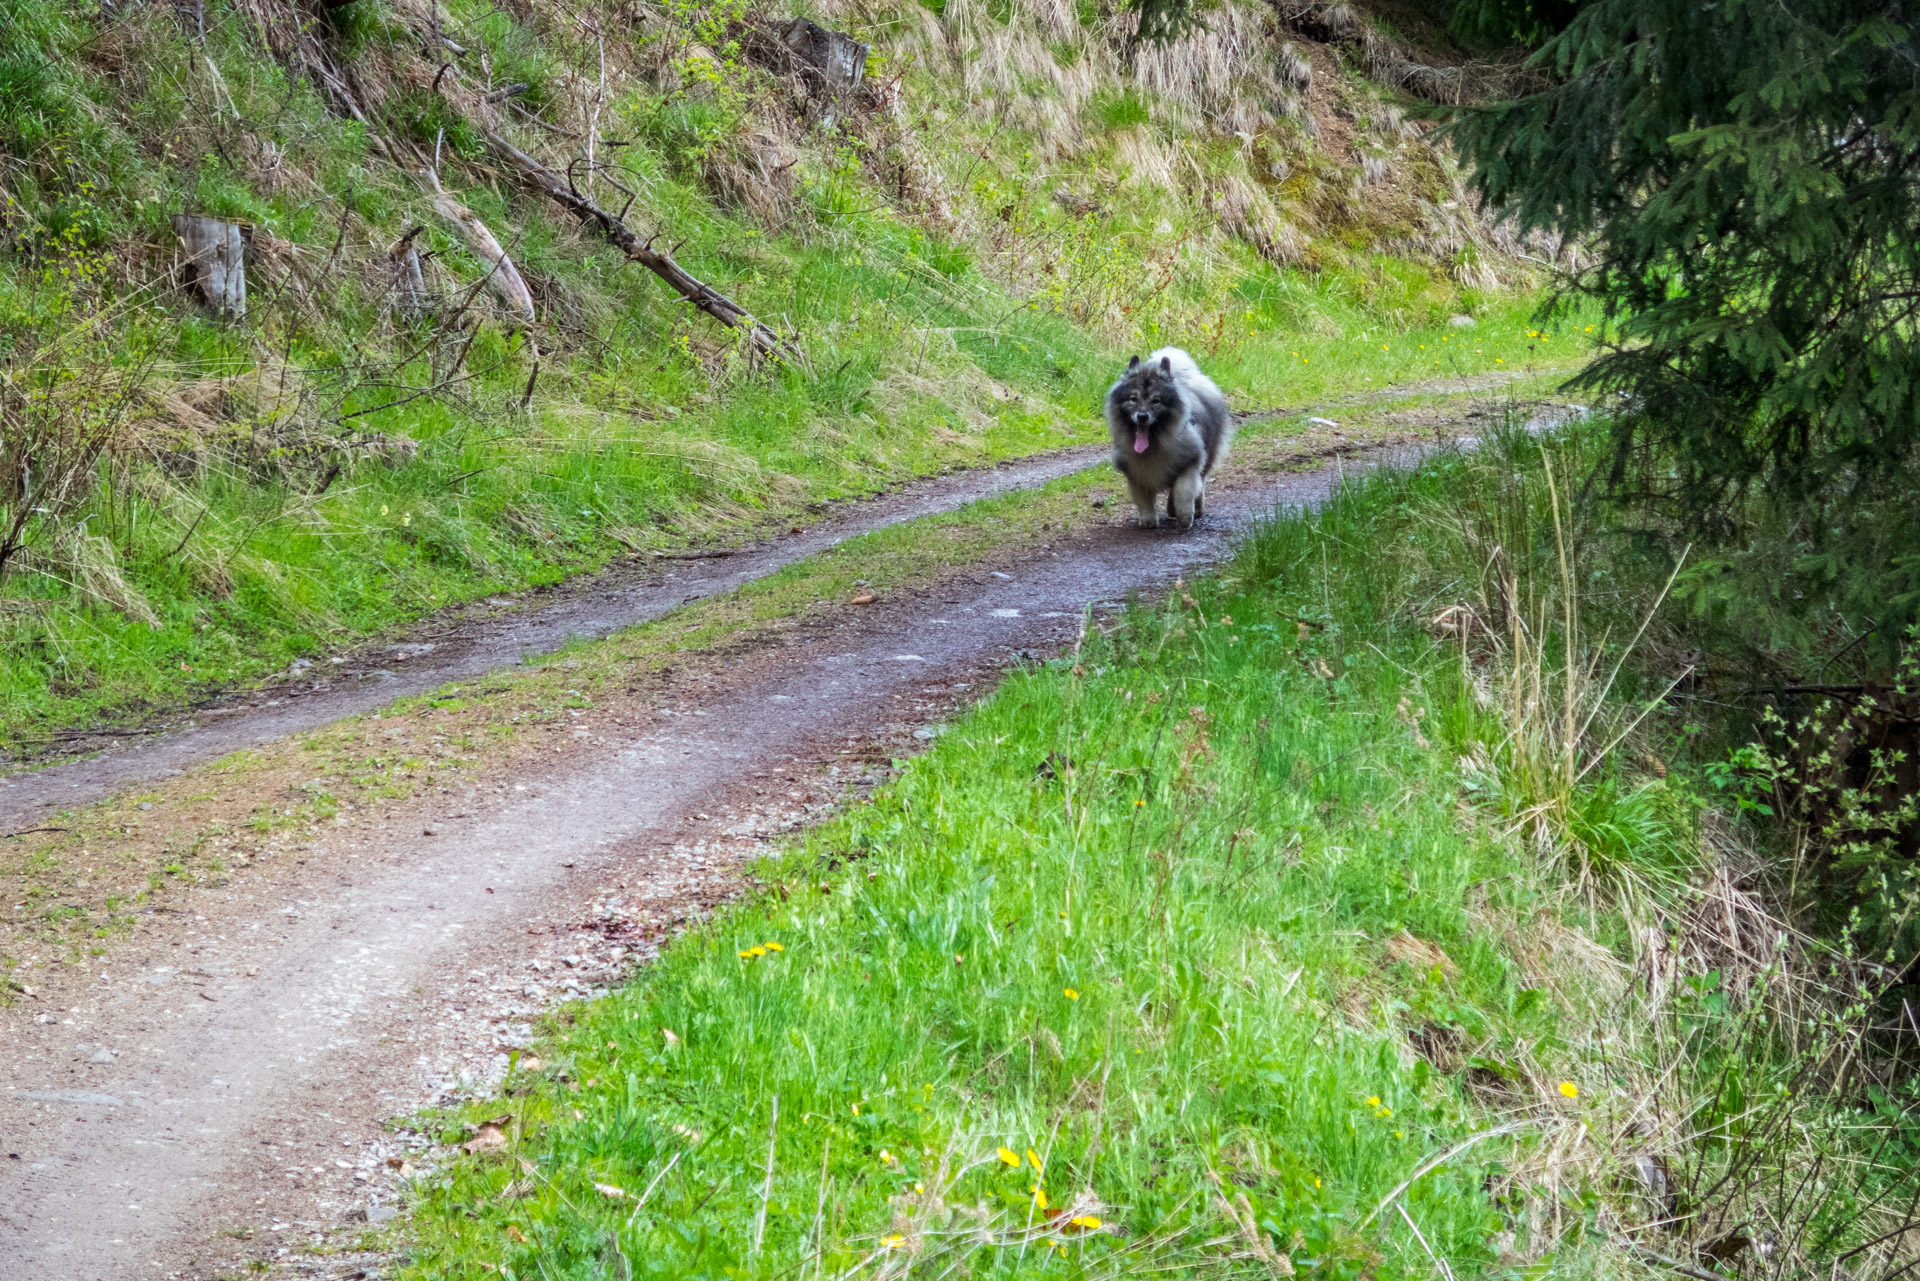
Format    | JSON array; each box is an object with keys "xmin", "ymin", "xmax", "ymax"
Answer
[
  {"xmin": 1170, "ymin": 467, "xmax": 1202, "ymax": 529},
  {"xmin": 1127, "ymin": 477, "xmax": 1160, "ymax": 527}
]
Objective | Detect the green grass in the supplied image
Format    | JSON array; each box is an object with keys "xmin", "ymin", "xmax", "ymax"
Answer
[
  {"xmin": 391, "ymin": 436, "xmax": 1668, "ymax": 1281},
  {"xmin": 397, "ymin": 423, "xmax": 1920, "ymax": 1280}
]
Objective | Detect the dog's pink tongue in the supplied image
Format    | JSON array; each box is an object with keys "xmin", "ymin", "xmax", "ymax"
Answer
[{"xmin": 1133, "ymin": 429, "xmax": 1149, "ymax": 454}]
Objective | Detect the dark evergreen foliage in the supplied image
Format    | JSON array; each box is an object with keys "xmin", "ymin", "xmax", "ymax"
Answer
[
  {"xmin": 1126, "ymin": 0, "xmax": 1210, "ymax": 54},
  {"xmin": 1452, "ymin": 1, "xmax": 1920, "ymax": 672},
  {"xmin": 1446, "ymin": 0, "xmax": 1580, "ymax": 48}
]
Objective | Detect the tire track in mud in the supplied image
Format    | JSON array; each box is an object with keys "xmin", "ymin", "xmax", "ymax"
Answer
[{"xmin": 0, "ymin": 442, "xmax": 1450, "ymax": 1281}]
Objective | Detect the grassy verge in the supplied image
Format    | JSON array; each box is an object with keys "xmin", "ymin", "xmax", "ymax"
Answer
[
  {"xmin": 0, "ymin": 290, "xmax": 1558, "ymax": 750},
  {"xmin": 10, "ymin": 404, "xmax": 1452, "ymax": 975},
  {"xmin": 396, "ymin": 425, "xmax": 1917, "ymax": 1280}
]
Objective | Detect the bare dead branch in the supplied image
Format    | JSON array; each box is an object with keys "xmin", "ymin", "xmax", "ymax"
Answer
[{"xmin": 477, "ymin": 129, "xmax": 798, "ymax": 362}]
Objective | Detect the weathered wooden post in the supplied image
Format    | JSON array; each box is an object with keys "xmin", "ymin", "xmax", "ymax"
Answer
[
  {"xmin": 778, "ymin": 18, "xmax": 868, "ymax": 128},
  {"xmin": 170, "ymin": 214, "xmax": 248, "ymax": 318}
]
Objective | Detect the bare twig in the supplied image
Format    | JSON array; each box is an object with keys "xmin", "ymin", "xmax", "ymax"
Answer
[
  {"xmin": 752, "ymin": 1094, "xmax": 778, "ymax": 1256},
  {"xmin": 166, "ymin": 505, "xmax": 211, "ymax": 559},
  {"xmin": 478, "ymin": 129, "xmax": 798, "ymax": 361},
  {"xmin": 1614, "ymin": 1240, "xmax": 1730, "ymax": 1281},
  {"xmin": 1358, "ymin": 1121, "xmax": 1531, "ymax": 1229}
]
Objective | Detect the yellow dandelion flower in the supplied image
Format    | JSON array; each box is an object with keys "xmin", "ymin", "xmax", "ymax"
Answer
[
  {"xmin": 1560, "ymin": 1081, "xmax": 1578, "ymax": 1099},
  {"xmin": 1027, "ymin": 1148, "xmax": 1043, "ymax": 1170},
  {"xmin": 998, "ymin": 1146, "xmax": 1021, "ymax": 1167},
  {"xmin": 745, "ymin": 946, "xmax": 768, "ymax": 958},
  {"xmin": 1366, "ymin": 1096, "xmax": 1381, "ymax": 1107},
  {"xmin": 1314, "ymin": 1178, "xmax": 1321, "ymax": 1188},
  {"xmin": 1063, "ymin": 988, "xmax": 1079, "ymax": 1001},
  {"xmin": 1070, "ymin": 1215, "xmax": 1102, "ymax": 1230},
  {"xmin": 763, "ymin": 941, "xmax": 783, "ymax": 952},
  {"xmin": 1033, "ymin": 1185, "xmax": 1049, "ymax": 1210}
]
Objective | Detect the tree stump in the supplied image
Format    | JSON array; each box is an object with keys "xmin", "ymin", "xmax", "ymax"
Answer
[
  {"xmin": 170, "ymin": 215, "xmax": 247, "ymax": 318},
  {"xmin": 780, "ymin": 18, "xmax": 867, "ymax": 94},
  {"xmin": 778, "ymin": 18, "xmax": 868, "ymax": 127}
]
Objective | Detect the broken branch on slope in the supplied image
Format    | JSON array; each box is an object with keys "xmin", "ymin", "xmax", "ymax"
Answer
[
  {"xmin": 423, "ymin": 167, "xmax": 537, "ymax": 327},
  {"xmin": 477, "ymin": 129, "xmax": 796, "ymax": 362}
]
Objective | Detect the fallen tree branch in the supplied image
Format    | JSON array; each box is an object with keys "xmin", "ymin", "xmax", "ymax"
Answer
[
  {"xmin": 478, "ymin": 128, "xmax": 797, "ymax": 362},
  {"xmin": 423, "ymin": 164, "xmax": 536, "ymax": 326}
]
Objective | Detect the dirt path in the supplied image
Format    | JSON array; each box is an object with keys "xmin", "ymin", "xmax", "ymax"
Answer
[
  {"xmin": 0, "ymin": 359, "xmax": 1573, "ymax": 831},
  {"xmin": 0, "ymin": 437, "xmax": 1457, "ymax": 1280},
  {"xmin": 0, "ymin": 445, "xmax": 1103, "ymax": 831}
]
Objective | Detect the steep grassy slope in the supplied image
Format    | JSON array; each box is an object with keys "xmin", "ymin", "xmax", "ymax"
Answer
[{"xmin": 0, "ymin": 0, "xmax": 1551, "ymax": 746}]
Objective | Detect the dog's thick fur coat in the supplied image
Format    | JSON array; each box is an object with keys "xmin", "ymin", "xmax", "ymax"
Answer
[{"xmin": 1105, "ymin": 347, "xmax": 1232, "ymax": 529}]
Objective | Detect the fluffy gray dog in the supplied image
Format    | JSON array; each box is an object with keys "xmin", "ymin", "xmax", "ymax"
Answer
[{"xmin": 1105, "ymin": 347, "xmax": 1233, "ymax": 529}]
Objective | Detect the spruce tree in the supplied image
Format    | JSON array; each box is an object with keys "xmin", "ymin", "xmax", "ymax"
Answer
[{"xmin": 1452, "ymin": 1, "xmax": 1920, "ymax": 670}]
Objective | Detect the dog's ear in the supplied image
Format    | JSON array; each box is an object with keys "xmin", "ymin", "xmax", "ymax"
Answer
[
  {"xmin": 1127, "ymin": 355, "xmax": 1140, "ymax": 369},
  {"xmin": 1159, "ymin": 355, "xmax": 1172, "ymax": 373}
]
